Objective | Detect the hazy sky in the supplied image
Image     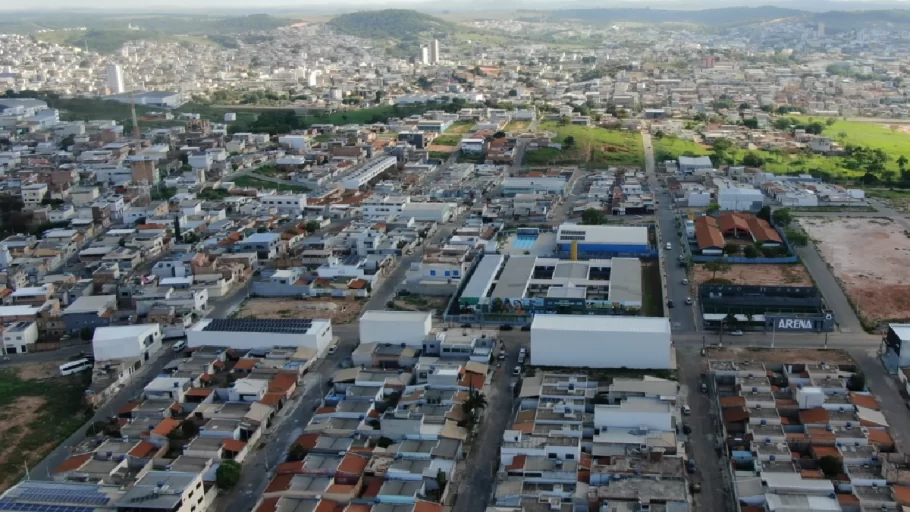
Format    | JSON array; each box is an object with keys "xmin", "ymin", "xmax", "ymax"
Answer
[{"xmin": 6, "ymin": 0, "xmax": 910, "ymax": 11}]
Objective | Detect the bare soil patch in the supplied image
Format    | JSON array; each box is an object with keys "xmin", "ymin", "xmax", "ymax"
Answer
[
  {"xmin": 14, "ymin": 360, "xmax": 67, "ymax": 381},
  {"xmin": 707, "ymin": 347, "xmax": 854, "ymax": 366},
  {"xmin": 0, "ymin": 396, "xmax": 47, "ymax": 490},
  {"xmin": 392, "ymin": 295, "xmax": 449, "ymax": 312},
  {"xmin": 800, "ymin": 216, "xmax": 910, "ymax": 323},
  {"xmin": 236, "ymin": 297, "xmax": 365, "ymax": 324},
  {"xmin": 426, "ymin": 144, "xmax": 456, "ymax": 153},
  {"xmin": 694, "ymin": 264, "xmax": 813, "ymax": 286}
]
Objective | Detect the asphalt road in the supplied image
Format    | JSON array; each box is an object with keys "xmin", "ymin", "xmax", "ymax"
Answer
[
  {"xmin": 677, "ymin": 346, "xmax": 729, "ymax": 512},
  {"xmin": 452, "ymin": 337, "xmax": 521, "ymax": 512},
  {"xmin": 642, "ymin": 131, "xmax": 696, "ymax": 333}
]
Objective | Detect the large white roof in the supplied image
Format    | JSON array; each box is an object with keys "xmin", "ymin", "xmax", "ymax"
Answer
[
  {"xmin": 556, "ymin": 224, "xmax": 648, "ymax": 245},
  {"xmin": 360, "ymin": 310, "xmax": 431, "ymax": 323},
  {"xmin": 93, "ymin": 324, "xmax": 159, "ymax": 341},
  {"xmin": 531, "ymin": 315, "xmax": 670, "ymax": 334}
]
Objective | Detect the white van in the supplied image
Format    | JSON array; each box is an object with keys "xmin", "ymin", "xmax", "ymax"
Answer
[{"xmin": 665, "ymin": 242, "xmax": 672, "ymax": 250}]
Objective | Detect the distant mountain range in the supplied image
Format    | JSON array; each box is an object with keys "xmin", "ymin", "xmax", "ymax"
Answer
[{"xmin": 328, "ymin": 9, "xmax": 455, "ymax": 39}]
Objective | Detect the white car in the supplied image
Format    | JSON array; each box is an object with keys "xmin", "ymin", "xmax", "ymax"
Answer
[
  {"xmin": 328, "ymin": 345, "xmax": 337, "ymax": 355},
  {"xmin": 681, "ymin": 279, "xmax": 689, "ymax": 285},
  {"xmin": 665, "ymin": 242, "xmax": 672, "ymax": 250},
  {"xmin": 730, "ymin": 330, "xmax": 744, "ymax": 336},
  {"xmin": 172, "ymin": 340, "xmax": 187, "ymax": 352},
  {"xmin": 685, "ymin": 297, "xmax": 693, "ymax": 305},
  {"xmin": 682, "ymin": 405, "xmax": 691, "ymax": 416},
  {"xmin": 512, "ymin": 366, "xmax": 522, "ymax": 376}
]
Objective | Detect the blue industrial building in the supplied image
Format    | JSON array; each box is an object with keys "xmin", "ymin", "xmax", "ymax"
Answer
[{"xmin": 555, "ymin": 224, "xmax": 651, "ymax": 259}]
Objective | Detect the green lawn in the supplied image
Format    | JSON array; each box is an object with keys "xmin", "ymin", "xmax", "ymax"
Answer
[
  {"xmin": 231, "ymin": 175, "xmax": 309, "ymax": 192},
  {"xmin": 865, "ymin": 187, "xmax": 910, "ymax": 211},
  {"xmin": 0, "ymin": 369, "xmax": 90, "ymax": 485},
  {"xmin": 433, "ymin": 134, "xmax": 462, "ymax": 146},
  {"xmin": 652, "ymin": 136, "xmax": 711, "ymax": 162},
  {"xmin": 527, "ymin": 122, "xmax": 643, "ymax": 167},
  {"xmin": 446, "ymin": 121, "xmax": 476, "ymax": 135},
  {"xmin": 797, "ymin": 117, "xmax": 910, "ymax": 158}
]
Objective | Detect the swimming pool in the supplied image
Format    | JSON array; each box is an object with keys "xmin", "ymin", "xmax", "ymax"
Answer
[{"xmin": 512, "ymin": 235, "xmax": 539, "ymax": 250}]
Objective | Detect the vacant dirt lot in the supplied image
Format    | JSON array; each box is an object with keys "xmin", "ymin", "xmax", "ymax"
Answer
[
  {"xmin": 694, "ymin": 264, "xmax": 813, "ymax": 286},
  {"xmin": 800, "ymin": 216, "xmax": 910, "ymax": 323},
  {"xmin": 426, "ymin": 144, "xmax": 456, "ymax": 153},
  {"xmin": 236, "ymin": 297, "xmax": 365, "ymax": 324},
  {"xmin": 706, "ymin": 347, "xmax": 854, "ymax": 366},
  {"xmin": 0, "ymin": 396, "xmax": 47, "ymax": 490}
]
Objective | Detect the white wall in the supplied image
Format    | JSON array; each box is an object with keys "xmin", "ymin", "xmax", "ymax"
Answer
[
  {"xmin": 188, "ymin": 320, "xmax": 333, "ymax": 353},
  {"xmin": 531, "ymin": 323, "xmax": 671, "ymax": 369},
  {"xmin": 359, "ymin": 312, "xmax": 431, "ymax": 346},
  {"xmin": 93, "ymin": 325, "xmax": 163, "ymax": 361},
  {"xmin": 593, "ymin": 400, "xmax": 673, "ymax": 431}
]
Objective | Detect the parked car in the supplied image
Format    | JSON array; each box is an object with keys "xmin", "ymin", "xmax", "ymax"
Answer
[
  {"xmin": 685, "ymin": 297, "xmax": 693, "ymax": 305},
  {"xmin": 512, "ymin": 366, "xmax": 521, "ymax": 376},
  {"xmin": 682, "ymin": 423, "xmax": 692, "ymax": 435},
  {"xmin": 172, "ymin": 340, "xmax": 187, "ymax": 352},
  {"xmin": 498, "ymin": 352, "xmax": 506, "ymax": 361},
  {"xmin": 460, "ymin": 323, "xmax": 472, "ymax": 328},
  {"xmin": 682, "ymin": 405, "xmax": 691, "ymax": 415},
  {"xmin": 700, "ymin": 382, "xmax": 708, "ymax": 393},
  {"xmin": 690, "ymin": 482, "xmax": 701, "ymax": 493},
  {"xmin": 327, "ymin": 345, "xmax": 337, "ymax": 355},
  {"xmin": 687, "ymin": 460, "xmax": 697, "ymax": 474},
  {"xmin": 520, "ymin": 325, "xmax": 531, "ymax": 331},
  {"xmin": 667, "ymin": 300, "xmax": 674, "ymax": 308},
  {"xmin": 681, "ymin": 279, "xmax": 689, "ymax": 285},
  {"xmin": 665, "ymin": 242, "xmax": 672, "ymax": 250},
  {"xmin": 500, "ymin": 324, "xmax": 514, "ymax": 331},
  {"xmin": 730, "ymin": 330, "xmax": 744, "ymax": 336}
]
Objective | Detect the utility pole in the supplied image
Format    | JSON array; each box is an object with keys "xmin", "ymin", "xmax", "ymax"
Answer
[
  {"xmin": 771, "ymin": 322, "xmax": 776, "ymax": 349},
  {"xmin": 129, "ymin": 91, "xmax": 140, "ymax": 143}
]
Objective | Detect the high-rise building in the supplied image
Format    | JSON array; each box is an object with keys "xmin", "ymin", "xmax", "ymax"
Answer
[
  {"xmin": 817, "ymin": 21, "xmax": 825, "ymax": 38},
  {"xmin": 420, "ymin": 46, "xmax": 430, "ymax": 65},
  {"xmin": 430, "ymin": 39, "xmax": 440, "ymax": 64},
  {"xmin": 106, "ymin": 64, "xmax": 124, "ymax": 94}
]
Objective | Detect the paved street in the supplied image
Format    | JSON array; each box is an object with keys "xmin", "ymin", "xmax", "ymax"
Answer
[
  {"xmin": 452, "ymin": 338, "xmax": 521, "ymax": 512},
  {"xmin": 676, "ymin": 346, "xmax": 729, "ymax": 512},
  {"xmin": 642, "ymin": 131, "xmax": 697, "ymax": 332}
]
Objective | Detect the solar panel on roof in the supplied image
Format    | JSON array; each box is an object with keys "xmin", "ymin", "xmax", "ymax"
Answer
[{"xmin": 202, "ymin": 319, "xmax": 314, "ymax": 334}]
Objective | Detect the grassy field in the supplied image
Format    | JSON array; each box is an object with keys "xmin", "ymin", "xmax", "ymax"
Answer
[
  {"xmin": 505, "ymin": 120, "xmax": 532, "ymax": 132},
  {"xmin": 447, "ymin": 121, "xmax": 476, "ymax": 135},
  {"xmin": 0, "ymin": 368, "xmax": 89, "ymax": 489},
  {"xmin": 232, "ymin": 175, "xmax": 309, "ymax": 192},
  {"xmin": 433, "ymin": 134, "xmax": 462, "ymax": 146},
  {"xmin": 526, "ymin": 122, "xmax": 643, "ymax": 167},
  {"xmin": 865, "ymin": 187, "xmax": 910, "ymax": 212},
  {"xmin": 652, "ymin": 136, "xmax": 711, "ymax": 162},
  {"xmin": 800, "ymin": 117, "xmax": 910, "ymax": 157}
]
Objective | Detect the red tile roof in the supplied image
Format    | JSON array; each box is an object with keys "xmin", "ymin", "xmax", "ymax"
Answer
[
  {"xmin": 258, "ymin": 392, "xmax": 285, "ymax": 407},
  {"xmin": 222, "ymin": 439, "xmax": 247, "ymax": 453},
  {"xmin": 234, "ymin": 358, "xmax": 260, "ymax": 371},
  {"xmin": 799, "ymin": 408, "xmax": 830, "ymax": 425},
  {"xmin": 151, "ymin": 418, "xmax": 181, "ymax": 437},
  {"xmin": 269, "ymin": 373, "xmax": 298, "ymax": 393},
  {"xmin": 186, "ymin": 388, "xmax": 214, "ymax": 398},
  {"xmin": 694, "ymin": 216, "xmax": 724, "ymax": 249},
  {"xmin": 506, "ymin": 455, "xmax": 526, "ymax": 471},
  {"xmin": 52, "ymin": 453, "xmax": 92, "ymax": 474},
  {"xmin": 413, "ymin": 502, "xmax": 443, "ymax": 512},
  {"xmin": 265, "ymin": 474, "xmax": 293, "ymax": 493},
  {"xmin": 459, "ymin": 373, "xmax": 485, "ymax": 389},
  {"xmin": 277, "ymin": 461, "xmax": 306, "ymax": 475},
  {"xmin": 128, "ymin": 441, "xmax": 156, "ymax": 458},
  {"xmin": 337, "ymin": 453, "xmax": 368, "ymax": 475},
  {"xmin": 293, "ymin": 433, "xmax": 319, "ymax": 450},
  {"xmin": 849, "ymin": 392, "xmax": 880, "ymax": 410}
]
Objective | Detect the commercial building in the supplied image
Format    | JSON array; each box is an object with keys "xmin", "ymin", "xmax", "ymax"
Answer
[
  {"xmin": 106, "ymin": 63, "xmax": 124, "ymax": 94},
  {"xmin": 530, "ymin": 315, "xmax": 672, "ymax": 368},
  {"xmin": 501, "ymin": 177, "xmax": 567, "ymax": 197},
  {"xmin": 342, "ymin": 156, "xmax": 398, "ymax": 190},
  {"xmin": 430, "ymin": 39, "xmax": 440, "ymax": 64},
  {"xmin": 555, "ymin": 224, "xmax": 650, "ymax": 259},
  {"xmin": 188, "ymin": 318, "xmax": 333, "ymax": 353},
  {"xmin": 677, "ymin": 155, "xmax": 713, "ymax": 174},
  {"xmin": 1, "ymin": 321, "xmax": 38, "ymax": 355},
  {"xmin": 718, "ymin": 187, "xmax": 764, "ymax": 211},
  {"xmin": 92, "ymin": 324, "xmax": 163, "ymax": 361},
  {"xmin": 459, "ymin": 255, "xmax": 642, "ymax": 313},
  {"xmin": 359, "ymin": 311, "xmax": 431, "ymax": 346},
  {"xmin": 700, "ymin": 284, "xmax": 835, "ymax": 332},
  {"xmin": 260, "ymin": 193, "xmax": 307, "ymax": 216}
]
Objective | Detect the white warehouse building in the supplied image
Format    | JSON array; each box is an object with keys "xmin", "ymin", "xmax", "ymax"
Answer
[
  {"xmin": 342, "ymin": 156, "xmax": 398, "ymax": 190},
  {"xmin": 92, "ymin": 324, "xmax": 163, "ymax": 362},
  {"xmin": 530, "ymin": 315, "xmax": 672, "ymax": 369},
  {"xmin": 188, "ymin": 318, "xmax": 333, "ymax": 354},
  {"xmin": 359, "ymin": 310, "xmax": 431, "ymax": 346}
]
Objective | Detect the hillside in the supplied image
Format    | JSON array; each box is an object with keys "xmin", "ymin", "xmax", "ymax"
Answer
[
  {"xmin": 329, "ymin": 9, "xmax": 455, "ymax": 39},
  {"xmin": 548, "ymin": 6, "xmax": 808, "ymax": 26}
]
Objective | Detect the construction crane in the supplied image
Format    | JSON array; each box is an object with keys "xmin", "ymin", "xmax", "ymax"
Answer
[{"xmin": 129, "ymin": 91, "xmax": 140, "ymax": 143}]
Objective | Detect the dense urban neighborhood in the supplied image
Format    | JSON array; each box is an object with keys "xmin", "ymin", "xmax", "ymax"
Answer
[{"xmin": 5, "ymin": 5, "xmax": 910, "ymax": 512}]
